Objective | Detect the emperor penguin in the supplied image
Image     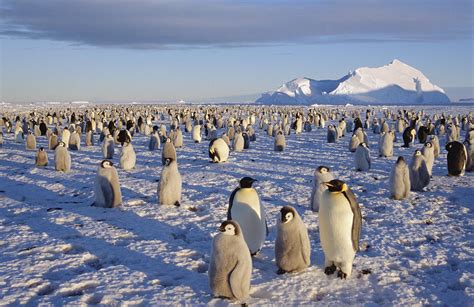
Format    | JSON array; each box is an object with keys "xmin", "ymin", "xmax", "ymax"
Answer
[
  {"xmin": 353, "ymin": 127, "xmax": 369, "ymax": 145},
  {"xmin": 274, "ymin": 131, "xmax": 286, "ymax": 151},
  {"xmin": 327, "ymin": 125, "xmax": 337, "ymax": 143},
  {"xmin": 209, "ymin": 138, "xmax": 230, "ymax": 163},
  {"xmin": 192, "ymin": 124, "xmax": 202, "ymax": 143},
  {"xmin": 388, "ymin": 156, "xmax": 410, "ymax": 200},
  {"xmin": 162, "ymin": 137, "xmax": 177, "ymax": 165},
  {"xmin": 93, "ymin": 160, "xmax": 122, "ymax": 208},
  {"xmin": 102, "ymin": 134, "xmax": 115, "ymax": 159},
  {"xmin": 158, "ymin": 158, "xmax": 182, "ymax": 206},
  {"xmin": 275, "ymin": 206, "xmax": 311, "ymax": 274},
  {"xmin": 233, "ymin": 131, "xmax": 244, "ymax": 152},
  {"xmin": 310, "ymin": 166, "xmax": 335, "ymax": 212},
  {"xmin": 85, "ymin": 130, "xmax": 94, "ymax": 146},
  {"xmin": 149, "ymin": 129, "xmax": 161, "ymax": 151},
  {"xmin": 54, "ymin": 141, "xmax": 71, "ymax": 172},
  {"xmin": 402, "ymin": 127, "xmax": 416, "ymax": 147},
  {"xmin": 209, "ymin": 220, "xmax": 252, "ymax": 301},
  {"xmin": 221, "ymin": 133, "xmax": 231, "ymax": 146},
  {"xmin": 445, "ymin": 141, "xmax": 467, "ymax": 176},
  {"xmin": 26, "ymin": 132, "xmax": 37, "ymax": 150},
  {"xmin": 409, "ymin": 150, "xmax": 430, "ymax": 191},
  {"xmin": 120, "ymin": 141, "xmax": 136, "ymax": 170},
  {"xmin": 349, "ymin": 134, "xmax": 360, "ymax": 152},
  {"xmin": 378, "ymin": 131, "xmax": 394, "ymax": 157},
  {"xmin": 173, "ymin": 127, "xmax": 183, "ymax": 148},
  {"xmin": 464, "ymin": 140, "xmax": 474, "ymax": 172},
  {"xmin": 319, "ymin": 179, "xmax": 362, "ymax": 279},
  {"xmin": 35, "ymin": 147, "xmax": 49, "ymax": 167},
  {"xmin": 68, "ymin": 131, "xmax": 81, "ymax": 151},
  {"xmin": 48, "ymin": 133, "xmax": 59, "ymax": 150},
  {"xmin": 421, "ymin": 142, "xmax": 435, "ymax": 176},
  {"xmin": 61, "ymin": 127, "xmax": 70, "ymax": 148},
  {"xmin": 428, "ymin": 135, "xmax": 440, "ymax": 158},
  {"xmin": 228, "ymin": 177, "xmax": 267, "ymax": 255},
  {"xmin": 354, "ymin": 143, "xmax": 371, "ymax": 171}
]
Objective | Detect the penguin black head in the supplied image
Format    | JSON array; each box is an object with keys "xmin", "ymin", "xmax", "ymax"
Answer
[
  {"xmin": 101, "ymin": 160, "xmax": 113, "ymax": 168},
  {"xmin": 396, "ymin": 156, "xmax": 405, "ymax": 164},
  {"xmin": 414, "ymin": 150, "xmax": 422, "ymax": 156},
  {"xmin": 424, "ymin": 142, "xmax": 432, "ymax": 148},
  {"xmin": 317, "ymin": 166, "xmax": 330, "ymax": 174},
  {"xmin": 39, "ymin": 147, "xmax": 44, "ymax": 151},
  {"xmin": 325, "ymin": 179, "xmax": 348, "ymax": 193},
  {"xmin": 58, "ymin": 141, "xmax": 66, "ymax": 147},
  {"xmin": 166, "ymin": 137, "xmax": 171, "ymax": 143},
  {"xmin": 239, "ymin": 177, "xmax": 257, "ymax": 188},
  {"xmin": 164, "ymin": 158, "xmax": 173, "ymax": 166},
  {"xmin": 280, "ymin": 206, "xmax": 296, "ymax": 223},
  {"xmin": 219, "ymin": 220, "xmax": 240, "ymax": 236}
]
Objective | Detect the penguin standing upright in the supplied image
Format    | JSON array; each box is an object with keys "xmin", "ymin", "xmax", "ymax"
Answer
[
  {"xmin": 445, "ymin": 141, "xmax": 467, "ymax": 176},
  {"xmin": 310, "ymin": 166, "xmax": 334, "ymax": 212},
  {"xmin": 233, "ymin": 131, "xmax": 244, "ymax": 152},
  {"xmin": 349, "ymin": 134, "xmax": 360, "ymax": 152},
  {"xmin": 120, "ymin": 141, "xmax": 136, "ymax": 170},
  {"xmin": 102, "ymin": 134, "xmax": 115, "ymax": 159},
  {"xmin": 402, "ymin": 127, "xmax": 416, "ymax": 147},
  {"xmin": 275, "ymin": 206, "xmax": 311, "ymax": 274},
  {"xmin": 464, "ymin": 140, "xmax": 474, "ymax": 172},
  {"xmin": 209, "ymin": 138, "xmax": 230, "ymax": 163},
  {"xmin": 421, "ymin": 142, "xmax": 435, "ymax": 176},
  {"xmin": 389, "ymin": 156, "xmax": 410, "ymax": 200},
  {"xmin": 149, "ymin": 128, "xmax": 161, "ymax": 151},
  {"xmin": 93, "ymin": 160, "xmax": 122, "ymax": 208},
  {"xmin": 158, "ymin": 158, "xmax": 182, "ymax": 206},
  {"xmin": 162, "ymin": 137, "xmax": 177, "ymax": 165},
  {"xmin": 327, "ymin": 125, "xmax": 337, "ymax": 143},
  {"xmin": 26, "ymin": 132, "xmax": 37, "ymax": 150},
  {"xmin": 61, "ymin": 127, "xmax": 70, "ymax": 148},
  {"xmin": 228, "ymin": 177, "xmax": 267, "ymax": 255},
  {"xmin": 192, "ymin": 124, "xmax": 202, "ymax": 143},
  {"xmin": 54, "ymin": 141, "xmax": 71, "ymax": 172},
  {"xmin": 409, "ymin": 150, "xmax": 430, "ymax": 191},
  {"xmin": 209, "ymin": 220, "xmax": 252, "ymax": 301},
  {"xmin": 35, "ymin": 147, "xmax": 49, "ymax": 167},
  {"xmin": 68, "ymin": 130, "xmax": 81, "ymax": 151},
  {"xmin": 378, "ymin": 131, "xmax": 394, "ymax": 157},
  {"xmin": 319, "ymin": 180, "xmax": 362, "ymax": 279},
  {"xmin": 428, "ymin": 135, "xmax": 440, "ymax": 158},
  {"xmin": 354, "ymin": 143, "xmax": 371, "ymax": 171},
  {"xmin": 48, "ymin": 133, "xmax": 58, "ymax": 150},
  {"xmin": 274, "ymin": 131, "xmax": 286, "ymax": 152}
]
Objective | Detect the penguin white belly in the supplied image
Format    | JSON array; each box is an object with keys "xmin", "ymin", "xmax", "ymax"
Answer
[
  {"xmin": 231, "ymin": 189, "xmax": 265, "ymax": 253},
  {"xmin": 320, "ymin": 193, "xmax": 355, "ymax": 264}
]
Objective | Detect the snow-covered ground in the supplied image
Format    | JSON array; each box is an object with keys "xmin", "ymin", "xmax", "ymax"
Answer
[{"xmin": 0, "ymin": 105, "xmax": 472, "ymax": 305}]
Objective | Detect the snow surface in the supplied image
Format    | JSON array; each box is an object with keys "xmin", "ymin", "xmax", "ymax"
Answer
[
  {"xmin": 0, "ymin": 105, "xmax": 473, "ymax": 305},
  {"xmin": 257, "ymin": 60, "xmax": 450, "ymax": 105}
]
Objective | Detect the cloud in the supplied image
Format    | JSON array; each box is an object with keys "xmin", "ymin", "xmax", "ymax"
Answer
[{"xmin": 1, "ymin": 0, "xmax": 472, "ymax": 49}]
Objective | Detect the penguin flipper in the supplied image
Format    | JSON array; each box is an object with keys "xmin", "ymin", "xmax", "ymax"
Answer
[
  {"xmin": 343, "ymin": 189, "xmax": 362, "ymax": 252},
  {"xmin": 227, "ymin": 187, "xmax": 239, "ymax": 220},
  {"xmin": 229, "ymin": 260, "xmax": 250, "ymax": 301}
]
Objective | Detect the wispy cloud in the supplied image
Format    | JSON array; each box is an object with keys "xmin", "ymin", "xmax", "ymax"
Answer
[{"xmin": 1, "ymin": 0, "xmax": 472, "ymax": 49}]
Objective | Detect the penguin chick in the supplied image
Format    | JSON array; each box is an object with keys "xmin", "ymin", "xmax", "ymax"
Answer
[
  {"xmin": 354, "ymin": 143, "xmax": 371, "ymax": 171},
  {"xmin": 54, "ymin": 141, "xmax": 71, "ymax": 172},
  {"xmin": 389, "ymin": 156, "xmax": 410, "ymax": 200},
  {"xmin": 158, "ymin": 158, "xmax": 182, "ymax": 206},
  {"xmin": 120, "ymin": 141, "xmax": 136, "ymax": 170},
  {"xmin": 409, "ymin": 150, "xmax": 430, "ymax": 191},
  {"xmin": 209, "ymin": 220, "xmax": 252, "ymax": 301},
  {"xmin": 162, "ymin": 137, "xmax": 177, "ymax": 165},
  {"xmin": 93, "ymin": 160, "xmax": 122, "ymax": 208},
  {"xmin": 35, "ymin": 147, "xmax": 49, "ymax": 167},
  {"xmin": 310, "ymin": 166, "xmax": 335, "ymax": 212},
  {"xmin": 209, "ymin": 138, "xmax": 229, "ymax": 163},
  {"xmin": 275, "ymin": 206, "xmax": 311, "ymax": 274}
]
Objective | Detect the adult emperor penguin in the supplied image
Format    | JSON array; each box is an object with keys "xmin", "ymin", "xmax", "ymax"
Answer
[
  {"xmin": 275, "ymin": 206, "xmax": 311, "ymax": 274},
  {"xmin": 54, "ymin": 141, "xmax": 71, "ymax": 172},
  {"xmin": 192, "ymin": 124, "xmax": 202, "ymax": 143},
  {"xmin": 228, "ymin": 177, "xmax": 267, "ymax": 255},
  {"xmin": 319, "ymin": 179, "xmax": 362, "ymax": 279},
  {"xmin": 209, "ymin": 220, "xmax": 252, "ymax": 301},
  {"xmin": 421, "ymin": 142, "xmax": 435, "ymax": 176},
  {"xmin": 402, "ymin": 127, "xmax": 416, "ymax": 148},
  {"xmin": 327, "ymin": 125, "xmax": 337, "ymax": 143},
  {"xmin": 209, "ymin": 138, "xmax": 230, "ymax": 163},
  {"xmin": 445, "ymin": 141, "xmax": 467, "ymax": 176},
  {"xmin": 93, "ymin": 160, "xmax": 122, "ymax": 208},
  {"xmin": 409, "ymin": 150, "xmax": 430, "ymax": 191},
  {"xmin": 354, "ymin": 143, "xmax": 371, "ymax": 171},
  {"xmin": 35, "ymin": 147, "xmax": 49, "ymax": 167},
  {"xmin": 158, "ymin": 158, "xmax": 182, "ymax": 206},
  {"xmin": 102, "ymin": 134, "xmax": 115, "ymax": 159},
  {"xmin": 120, "ymin": 141, "xmax": 136, "ymax": 170},
  {"xmin": 388, "ymin": 156, "xmax": 410, "ymax": 200},
  {"xmin": 310, "ymin": 166, "xmax": 335, "ymax": 212},
  {"xmin": 162, "ymin": 137, "xmax": 177, "ymax": 165}
]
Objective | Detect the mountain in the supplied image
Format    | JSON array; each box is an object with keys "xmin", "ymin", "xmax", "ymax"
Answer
[{"xmin": 256, "ymin": 59, "xmax": 451, "ymax": 105}]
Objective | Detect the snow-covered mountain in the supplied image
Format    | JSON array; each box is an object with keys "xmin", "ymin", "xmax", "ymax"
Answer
[{"xmin": 256, "ymin": 59, "xmax": 450, "ymax": 105}]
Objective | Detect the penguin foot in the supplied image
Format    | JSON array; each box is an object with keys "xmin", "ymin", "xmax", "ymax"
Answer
[
  {"xmin": 174, "ymin": 201, "xmax": 180, "ymax": 207},
  {"xmin": 277, "ymin": 268, "xmax": 287, "ymax": 275},
  {"xmin": 324, "ymin": 265, "xmax": 337, "ymax": 275},
  {"xmin": 337, "ymin": 270, "xmax": 348, "ymax": 279}
]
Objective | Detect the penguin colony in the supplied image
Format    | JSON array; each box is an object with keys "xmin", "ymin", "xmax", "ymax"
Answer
[{"xmin": 0, "ymin": 104, "xmax": 472, "ymax": 303}]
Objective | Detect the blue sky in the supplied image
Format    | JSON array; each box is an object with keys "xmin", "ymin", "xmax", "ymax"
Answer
[{"xmin": 1, "ymin": 0, "xmax": 473, "ymax": 102}]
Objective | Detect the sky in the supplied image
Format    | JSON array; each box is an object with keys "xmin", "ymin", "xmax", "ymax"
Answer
[{"xmin": 0, "ymin": 0, "xmax": 473, "ymax": 103}]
